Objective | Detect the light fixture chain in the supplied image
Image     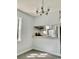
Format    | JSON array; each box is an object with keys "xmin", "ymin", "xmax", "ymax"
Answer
[{"xmin": 42, "ymin": 0, "xmax": 44, "ymax": 7}]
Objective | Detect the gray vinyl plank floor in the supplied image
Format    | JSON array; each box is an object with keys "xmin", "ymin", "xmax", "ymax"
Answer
[{"xmin": 17, "ymin": 50, "xmax": 61, "ymax": 59}]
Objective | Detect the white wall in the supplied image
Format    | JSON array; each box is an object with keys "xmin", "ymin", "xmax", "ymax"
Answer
[
  {"xmin": 33, "ymin": 37, "xmax": 60, "ymax": 56},
  {"xmin": 17, "ymin": 10, "xmax": 34, "ymax": 55},
  {"xmin": 34, "ymin": 10, "xmax": 60, "ymax": 26},
  {"xmin": 33, "ymin": 10, "xmax": 61, "ymax": 56},
  {"xmin": 17, "ymin": 9, "xmax": 61, "ymax": 56},
  {"xmin": 33, "ymin": 26, "xmax": 61, "ymax": 56}
]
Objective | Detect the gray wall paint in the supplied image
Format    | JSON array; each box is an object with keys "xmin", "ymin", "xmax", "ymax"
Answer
[{"xmin": 17, "ymin": 10, "xmax": 34, "ymax": 55}]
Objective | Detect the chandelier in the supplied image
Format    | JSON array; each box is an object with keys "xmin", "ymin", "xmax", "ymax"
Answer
[{"xmin": 36, "ymin": 0, "xmax": 50, "ymax": 16}]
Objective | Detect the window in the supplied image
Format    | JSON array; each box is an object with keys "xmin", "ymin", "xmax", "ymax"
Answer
[{"xmin": 17, "ymin": 17, "xmax": 22, "ymax": 41}]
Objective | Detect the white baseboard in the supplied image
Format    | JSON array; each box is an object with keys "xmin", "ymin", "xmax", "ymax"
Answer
[{"xmin": 17, "ymin": 48, "xmax": 32, "ymax": 56}]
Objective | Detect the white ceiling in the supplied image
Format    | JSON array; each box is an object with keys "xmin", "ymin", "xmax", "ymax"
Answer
[{"xmin": 17, "ymin": 0, "xmax": 61, "ymax": 16}]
